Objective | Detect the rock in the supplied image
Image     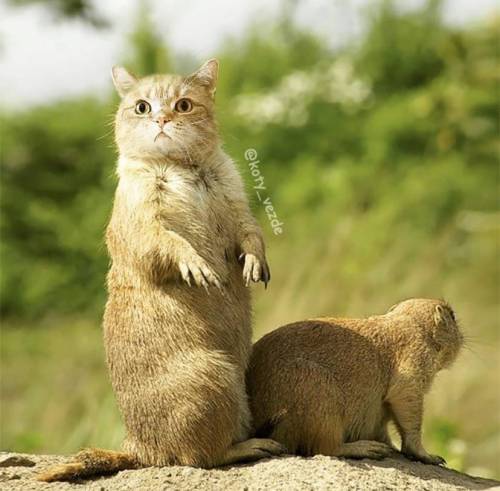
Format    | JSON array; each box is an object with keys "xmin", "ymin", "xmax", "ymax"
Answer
[{"xmin": 0, "ymin": 452, "xmax": 498, "ymax": 490}]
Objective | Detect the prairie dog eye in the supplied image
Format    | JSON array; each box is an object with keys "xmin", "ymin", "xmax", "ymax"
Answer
[
  {"xmin": 174, "ymin": 98, "xmax": 193, "ymax": 113},
  {"xmin": 135, "ymin": 100, "xmax": 151, "ymax": 115}
]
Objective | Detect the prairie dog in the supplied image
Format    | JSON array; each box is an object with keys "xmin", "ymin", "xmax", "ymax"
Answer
[
  {"xmin": 247, "ymin": 298, "xmax": 463, "ymax": 464},
  {"xmin": 39, "ymin": 60, "xmax": 283, "ymax": 482}
]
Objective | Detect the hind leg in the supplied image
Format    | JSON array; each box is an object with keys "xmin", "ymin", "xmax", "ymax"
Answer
[
  {"xmin": 218, "ymin": 377, "xmax": 286, "ymax": 466},
  {"xmin": 217, "ymin": 438, "xmax": 286, "ymax": 466},
  {"xmin": 121, "ymin": 350, "xmax": 286, "ymax": 468},
  {"xmin": 334, "ymin": 440, "xmax": 394, "ymax": 460},
  {"xmin": 262, "ymin": 406, "xmax": 342, "ymax": 457}
]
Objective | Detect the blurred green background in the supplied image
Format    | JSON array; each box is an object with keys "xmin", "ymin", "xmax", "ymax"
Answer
[{"xmin": 1, "ymin": 0, "xmax": 499, "ymax": 480}]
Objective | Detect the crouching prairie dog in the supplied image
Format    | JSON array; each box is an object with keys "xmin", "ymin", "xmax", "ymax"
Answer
[{"xmin": 247, "ymin": 298, "xmax": 463, "ymax": 465}]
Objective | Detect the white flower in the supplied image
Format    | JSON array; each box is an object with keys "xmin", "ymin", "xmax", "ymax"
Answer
[{"xmin": 235, "ymin": 57, "xmax": 371, "ymax": 127}]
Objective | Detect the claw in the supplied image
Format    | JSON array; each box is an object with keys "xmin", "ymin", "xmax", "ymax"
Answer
[
  {"xmin": 252, "ymin": 262, "xmax": 261, "ymax": 283},
  {"xmin": 179, "ymin": 263, "xmax": 191, "ymax": 286},
  {"xmin": 433, "ymin": 455, "xmax": 447, "ymax": 466},
  {"xmin": 403, "ymin": 451, "xmax": 446, "ymax": 466},
  {"xmin": 262, "ymin": 262, "xmax": 271, "ymax": 288}
]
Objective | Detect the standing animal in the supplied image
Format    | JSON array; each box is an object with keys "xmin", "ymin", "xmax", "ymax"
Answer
[
  {"xmin": 39, "ymin": 59, "xmax": 283, "ymax": 482},
  {"xmin": 247, "ymin": 298, "xmax": 463, "ymax": 464}
]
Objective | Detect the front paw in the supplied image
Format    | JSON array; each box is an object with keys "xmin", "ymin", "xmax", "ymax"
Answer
[
  {"xmin": 357, "ymin": 441, "xmax": 395, "ymax": 460},
  {"xmin": 240, "ymin": 253, "xmax": 270, "ymax": 287},
  {"xmin": 178, "ymin": 253, "xmax": 221, "ymax": 290},
  {"xmin": 403, "ymin": 450, "xmax": 446, "ymax": 466}
]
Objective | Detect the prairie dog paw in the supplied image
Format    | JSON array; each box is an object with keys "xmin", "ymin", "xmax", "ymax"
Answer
[
  {"xmin": 357, "ymin": 441, "xmax": 394, "ymax": 459},
  {"xmin": 338, "ymin": 440, "xmax": 394, "ymax": 460},
  {"xmin": 240, "ymin": 253, "xmax": 270, "ymax": 287},
  {"xmin": 220, "ymin": 438, "xmax": 286, "ymax": 466},
  {"xmin": 178, "ymin": 253, "xmax": 221, "ymax": 289},
  {"xmin": 245, "ymin": 438, "xmax": 287, "ymax": 455},
  {"xmin": 403, "ymin": 450, "xmax": 446, "ymax": 466}
]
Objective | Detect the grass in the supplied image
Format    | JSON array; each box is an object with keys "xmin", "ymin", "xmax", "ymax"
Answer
[{"xmin": 0, "ymin": 319, "xmax": 124, "ymax": 455}]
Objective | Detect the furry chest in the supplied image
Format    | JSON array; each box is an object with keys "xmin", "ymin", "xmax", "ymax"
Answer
[
  {"xmin": 117, "ymin": 165, "xmax": 238, "ymax": 261},
  {"xmin": 153, "ymin": 166, "xmax": 222, "ymax": 211},
  {"xmin": 161, "ymin": 168, "xmax": 239, "ymax": 257},
  {"xmin": 120, "ymin": 166, "xmax": 223, "ymax": 215}
]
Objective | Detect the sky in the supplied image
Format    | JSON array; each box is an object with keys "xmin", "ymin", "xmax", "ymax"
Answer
[{"xmin": 0, "ymin": 0, "xmax": 497, "ymax": 107}]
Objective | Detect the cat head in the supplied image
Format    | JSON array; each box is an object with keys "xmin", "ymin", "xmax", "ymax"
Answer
[{"xmin": 112, "ymin": 59, "xmax": 219, "ymax": 162}]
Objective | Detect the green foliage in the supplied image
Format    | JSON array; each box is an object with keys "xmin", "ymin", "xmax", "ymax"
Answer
[
  {"xmin": 1, "ymin": 320, "xmax": 123, "ymax": 454},
  {"xmin": 123, "ymin": 0, "xmax": 172, "ymax": 76},
  {"xmin": 217, "ymin": 22, "xmax": 327, "ymax": 97},
  {"xmin": 1, "ymin": 99, "xmax": 115, "ymax": 319},
  {"xmin": 357, "ymin": 0, "xmax": 446, "ymax": 93},
  {"xmin": 7, "ymin": 0, "xmax": 107, "ymax": 27}
]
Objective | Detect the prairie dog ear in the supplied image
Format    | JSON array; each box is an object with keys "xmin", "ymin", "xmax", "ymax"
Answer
[
  {"xmin": 111, "ymin": 66, "xmax": 138, "ymax": 97},
  {"xmin": 387, "ymin": 303, "xmax": 397, "ymax": 313},
  {"xmin": 432, "ymin": 304, "xmax": 454, "ymax": 350},
  {"xmin": 187, "ymin": 59, "xmax": 219, "ymax": 97},
  {"xmin": 434, "ymin": 304, "xmax": 454, "ymax": 327}
]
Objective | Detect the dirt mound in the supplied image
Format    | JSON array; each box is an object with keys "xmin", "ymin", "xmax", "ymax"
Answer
[{"xmin": 0, "ymin": 452, "xmax": 498, "ymax": 490}]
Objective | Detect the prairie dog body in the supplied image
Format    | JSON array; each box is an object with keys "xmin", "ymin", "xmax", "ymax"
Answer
[
  {"xmin": 106, "ymin": 152, "xmax": 259, "ymax": 467},
  {"xmin": 247, "ymin": 298, "xmax": 463, "ymax": 464},
  {"xmin": 39, "ymin": 60, "xmax": 282, "ymax": 482}
]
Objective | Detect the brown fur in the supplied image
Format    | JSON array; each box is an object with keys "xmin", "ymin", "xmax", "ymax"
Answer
[
  {"xmin": 247, "ymin": 298, "xmax": 463, "ymax": 465},
  {"xmin": 38, "ymin": 60, "xmax": 282, "ymax": 482}
]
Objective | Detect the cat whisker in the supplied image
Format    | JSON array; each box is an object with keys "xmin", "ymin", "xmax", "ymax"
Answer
[
  {"xmin": 190, "ymin": 117, "xmax": 211, "ymax": 126},
  {"xmin": 96, "ymin": 128, "xmax": 115, "ymax": 141}
]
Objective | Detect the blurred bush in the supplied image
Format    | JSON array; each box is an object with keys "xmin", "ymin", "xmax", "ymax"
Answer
[
  {"xmin": 1, "ymin": 0, "xmax": 498, "ymax": 479},
  {"xmin": 1, "ymin": 100, "xmax": 114, "ymax": 319}
]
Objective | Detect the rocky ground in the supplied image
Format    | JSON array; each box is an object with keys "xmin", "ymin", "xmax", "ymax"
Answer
[{"xmin": 0, "ymin": 452, "xmax": 498, "ymax": 491}]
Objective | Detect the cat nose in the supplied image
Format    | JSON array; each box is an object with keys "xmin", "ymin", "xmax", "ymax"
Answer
[{"xmin": 154, "ymin": 115, "xmax": 171, "ymax": 128}]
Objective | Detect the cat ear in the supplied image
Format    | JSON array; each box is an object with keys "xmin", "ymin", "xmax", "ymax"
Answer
[
  {"xmin": 187, "ymin": 59, "xmax": 218, "ymax": 97},
  {"xmin": 111, "ymin": 66, "xmax": 138, "ymax": 97}
]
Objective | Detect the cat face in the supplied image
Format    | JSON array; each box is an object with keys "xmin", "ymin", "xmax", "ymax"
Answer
[{"xmin": 112, "ymin": 60, "xmax": 219, "ymax": 162}]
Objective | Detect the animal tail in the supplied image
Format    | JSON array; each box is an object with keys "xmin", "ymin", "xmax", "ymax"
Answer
[{"xmin": 37, "ymin": 448, "xmax": 139, "ymax": 482}]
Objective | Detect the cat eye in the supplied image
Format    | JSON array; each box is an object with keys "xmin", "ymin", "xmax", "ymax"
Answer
[
  {"xmin": 135, "ymin": 100, "xmax": 151, "ymax": 115},
  {"xmin": 174, "ymin": 98, "xmax": 193, "ymax": 113}
]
